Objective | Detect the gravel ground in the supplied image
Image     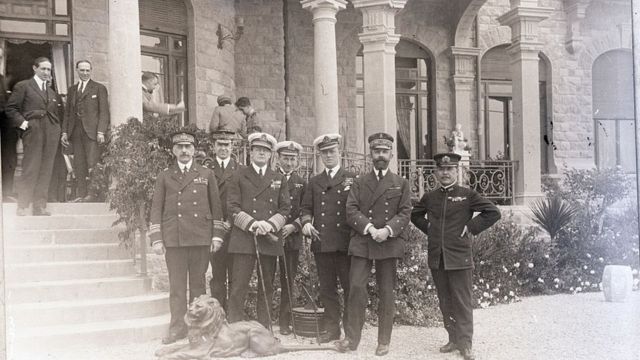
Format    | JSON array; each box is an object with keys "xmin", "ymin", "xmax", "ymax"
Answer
[{"xmin": 13, "ymin": 291, "xmax": 639, "ymax": 360}]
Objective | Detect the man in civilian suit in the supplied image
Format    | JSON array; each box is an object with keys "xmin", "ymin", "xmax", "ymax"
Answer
[
  {"xmin": 300, "ymin": 134, "xmax": 356, "ymax": 343},
  {"xmin": 274, "ymin": 140, "xmax": 306, "ymax": 335},
  {"xmin": 226, "ymin": 132, "xmax": 291, "ymax": 329},
  {"xmin": 6, "ymin": 57, "xmax": 63, "ymax": 215},
  {"xmin": 337, "ymin": 133, "xmax": 412, "ymax": 356},
  {"xmin": 209, "ymin": 130, "xmax": 241, "ymax": 309},
  {"xmin": 61, "ymin": 60, "xmax": 109, "ymax": 202},
  {"xmin": 149, "ymin": 131, "xmax": 227, "ymax": 345},
  {"xmin": 142, "ymin": 72, "xmax": 184, "ymax": 120}
]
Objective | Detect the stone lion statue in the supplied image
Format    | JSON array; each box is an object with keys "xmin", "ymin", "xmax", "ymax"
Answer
[{"xmin": 155, "ymin": 294, "xmax": 336, "ymax": 359}]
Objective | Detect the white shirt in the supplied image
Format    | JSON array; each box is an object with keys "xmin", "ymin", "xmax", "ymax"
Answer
[
  {"xmin": 178, "ymin": 160, "xmax": 193, "ymax": 173},
  {"xmin": 376, "ymin": 168, "xmax": 389, "ymax": 180},
  {"xmin": 216, "ymin": 157, "xmax": 230, "ymax": 169},
  {"xmin": 252, "ymin": 163, "xmax": 268, "ymax": 176},
  {"xmin": 326, "ymin": 164, "xmax": 341, "ymax": 178},
  {"xmin": 34, "ymin": 76, "xmax": 47, "ymax": 91},
  {"xmin": 77, "ymin": 80, "xmax": 88, "ymax": 93}
]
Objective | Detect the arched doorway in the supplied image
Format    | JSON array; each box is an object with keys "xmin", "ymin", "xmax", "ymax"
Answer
[
  {"xmin": 356, "ymin": 40, "xmax": 434, "ymax": 159},
  {"xmin": 592, "ymin": 49, "xmax": 634, "ymax": 172}
]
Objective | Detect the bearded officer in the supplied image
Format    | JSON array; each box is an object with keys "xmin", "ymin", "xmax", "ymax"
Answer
[
  {"xmin": 274, "ymin": 140, "xmax": 306, "ymax": 335},
  {"xmin": 227, "ymin": 132, "xmax": 291, "ymax": 329},
  {"xmin": 337, "ymin": 133, "xmax": 412, "ymax": 356},
  {"xmin": 149, "ymin": 131, "xmax": 226, "ymax": 344},
  {"xmin": 209, "ymin": 130, "xmax": 241, "ymax": 309},
  {"xmin": 411, "ymin": 153, "xmax": 500, "ymax": 360},
  {"xmin": 300, "ymin": 133, "xmax": 357, "ymax": 343}
]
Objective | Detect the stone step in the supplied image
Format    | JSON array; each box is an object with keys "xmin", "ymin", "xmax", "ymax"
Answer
[
  {"xmin": 7, "ymin": 214, "xmax": 118, "ymax": 231},
  {"xmin": 6, "ymin": 276, "xmax": 152, "ymax": 303},
  {"xmin": 8, "ymin": 293, "xmax": 169, "ymax": 327},
  {"xmin": 5, "ymin": 228, "xmax": 122, "ymax": 246},
  {"xmin": 6, "ymin": 243, "xmax": 131, "ymax": 264},
  {"xmin": 3, "ymin": 202, "xmax": 114, "ymax": 215},
  {"xmin": 6, "ymin": 259, "xmax": 135, "ymax": 282},
  {"xmin": 9, "ymin": 313, "xmax": 169, "ymax": 351}
]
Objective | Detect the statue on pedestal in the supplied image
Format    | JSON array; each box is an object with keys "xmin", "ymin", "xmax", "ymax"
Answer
[{"xmin": 444, "ymin": 124, "xmax": 470, "ymax": 155}]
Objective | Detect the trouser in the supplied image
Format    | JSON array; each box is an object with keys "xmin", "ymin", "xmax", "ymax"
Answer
[
  {"xmin": 430, "ymin": 255, "xmax": 474, "ymax": 349},
  {"xmin": 165, "ymin": 246, "xmax": 210, "ymax": 334},
  {"xmin": 1, "ymin": 125, "xmax": 18, "ymax": 196},
  {"xmin": 228, "ymin": 253, "xmax": 277, "ymax": 329},
  {"xmin": 17, "ymin": 119, "xmax": 60, "ymax": 209},
  {"xmin": 71, "ymin": 124, "xmax": 100, "ymax": 198},
  {"xmin": 346, "ymin": 256, "xmax": 397, "ymax": 347},
  {"xmin": 277, "ymin": 249, "xmax": 299, "ymax": 328},
  {"xmin": 314, "ymin": 251, "xmax": 351, "ymax": 337},
  {"xmin": 48, "ymin": 147, "xmax": 67, "ymax": 202},
  {"xmin": 209, "ymin": 235, "xmax": 232, "ymax": 309}
]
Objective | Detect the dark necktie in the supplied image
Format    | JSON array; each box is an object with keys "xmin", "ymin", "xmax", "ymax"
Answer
[
  {"xmin": 327, "ymin": 169, "xmax": 333, "ymax": 178},
  {"xmin": 220, "ymin": 161, "xmax": 225, "ymax": 170},
  {"xmin": 378, "ymin": 170, "xmax": 384, "ymax": 181},
  {"xmin": 80, "ymin": 81, "xmax": 85, "ymax": 94},
  {"xmin": 259, "ymin": 168, "xmax": 263, "ymax": 177}
]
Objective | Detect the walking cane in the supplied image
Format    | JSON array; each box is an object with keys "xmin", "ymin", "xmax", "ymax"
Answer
[
  {"xmin": 252, "ymin": 231, "xmax": 274, "ymax": 335},
  {"xmin": 281, "ymin": 243, "xmax": 297, "ymax": 338},
  {"xmin": 302, "ymin": 284, "xmax": 322, "ymax": 346}
]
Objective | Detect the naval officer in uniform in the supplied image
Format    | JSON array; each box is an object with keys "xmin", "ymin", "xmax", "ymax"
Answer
[{"xmin": 149, "ymin": 131, "xmax": 226, "ymax": 344}]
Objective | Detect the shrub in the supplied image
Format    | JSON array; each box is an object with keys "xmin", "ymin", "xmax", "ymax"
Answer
[{"xmin": 530, "ymin": 196, "xmax": 577, "ymax": 240}]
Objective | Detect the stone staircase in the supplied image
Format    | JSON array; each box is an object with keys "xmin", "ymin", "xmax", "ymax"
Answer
[{"xmin": 3, "ymin": 203, "xmax": 169, "ymax": 355}]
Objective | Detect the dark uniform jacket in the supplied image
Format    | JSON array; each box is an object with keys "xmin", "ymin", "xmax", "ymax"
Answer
[
  {"xmin": 211, "ymin": 157, "xmax": 241, "ymax": 221},
  {"xmin": 6, "ymin": 78, "xmax": 63, "ymax": 127},
  {"xmin": 149, "ymin": 162, "xmax": 226, "ymax": 247},
  {"xmin": 227, "ymin": 165, "xmax": 291, "ymax": 257},
  {"xmin": 282, "ymin": 171, "xmax": 305, "ymax": 251},
  {"xmin": 63, "ymin": 79, "xmax": 110, "ymax": 141},
  {"xmin": 411, "ymin": 184, "xmax": 501, "ymax": 270},
  {"xmin": 346, "ymin": 170, "xmax": 412, "ymax": 259},
  {"xmin": 300, "ymin": 167, "xmax": 356, "ymax": 253}
]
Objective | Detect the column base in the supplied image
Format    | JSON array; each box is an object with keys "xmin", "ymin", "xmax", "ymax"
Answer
[{"xmin": 514, "ymin": 192, "xmax": 545, "ymax": 206}]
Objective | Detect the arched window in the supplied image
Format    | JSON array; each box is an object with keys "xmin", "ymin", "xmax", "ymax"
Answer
[
  {"xmin": 356, "ymin": 40, "xmax": 434, "ymax": 159},
  {"xmin": 592, "ymin": 50, "xmax": 635, "ymax": 172},
  {"xmin": 139, "ymin": 0, "xmax": 189, "ymax": 124}
]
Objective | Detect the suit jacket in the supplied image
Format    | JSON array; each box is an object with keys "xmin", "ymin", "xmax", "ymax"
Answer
[
  {"xmin": 149, "ymin": 162, "xmax": 226, "ymax": 247},
  {"xmin": 209, "ymin": 104, "xmax": 246, "ymax": 137},
  {"xmin": 142, "ymin": 88, "xmax": 171, "ymax": 116},
  {"xmin": 300, "ymin": 168, "xmax": 357, "ymax": 253},
  {"xmin": 63, "ymin": 79, "xmax": 109, "ymax": 140},
  {"xmin": 227, "ymin": 165, "xmax": 291, "ymax": 257},
  {"xmin": 411, "ymin": 184, "xmax": 501, "ymax": 270},
  {"xmin": 211, "ymin": 157, "xmax": 241, "ymax": 221},
  {"xmin": 6, "ymin": 78, "xmax": 63, "ymax": 128},
  {"xmin": 282, "ymin": 171, "xmax": 305, "ymax": 251},
  {"xmin": 346, "ymin": 170, "xmax": 412, "ymax": 259}
]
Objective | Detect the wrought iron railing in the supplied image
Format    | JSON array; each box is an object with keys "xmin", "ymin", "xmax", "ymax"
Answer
[
  {"xmin": 398, "ymin": 159, "xmax": 516, "ymax": 204},
  {"xmin": 207, "ymin": 140, "xmax": 515, "ymax": 204}
]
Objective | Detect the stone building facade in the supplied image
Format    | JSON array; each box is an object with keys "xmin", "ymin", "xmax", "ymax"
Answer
[{"xmin": 0, "ymin": 0, "xmax": 634, "ymax": 204}]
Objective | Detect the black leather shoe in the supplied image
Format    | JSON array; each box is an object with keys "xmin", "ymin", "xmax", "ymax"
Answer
[
  {"xmin": 375, "ymin": 344, "xmax": 389, "ymax": 356},
  {"xmin": 161, "ymin": 331, "xmax": 187, "ymax": 345},
  {"xmin": 439, "ymin": 341, "xmax": 458, "ymax": 353},
  {"xmin": 279, "ymin": 326, "xmax": 292, "ymax": 335},
  {"xmin": 16, "ymin": 207, "xmax": 28, "ymax": 216},
  {"xmin": 32, "ymin": 208, "xmax": 51, "ymax": 216},
  {"xmin": 460, "ymin": 346, "xmax": 476, "ymax": 360},
  {"xmin": 318, "ymin": 332, "xmax": 340, "ymax": 343},
  {"xmin": 334, "ymin": 338, "xmax": 357, "ymax": 352}
]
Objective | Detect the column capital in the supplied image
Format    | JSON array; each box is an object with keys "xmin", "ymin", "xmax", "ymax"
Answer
[
  {"xmin": 449, "ymin": 46, "xmax": 480, "ymax": 77},
  {"xmin": 301, "ymin": 0, "xmax": 347, "ymax": 14},
  {"xmin": 498, "ymin": 6, "xmax": 553, "ymax": 45},
  {"xmin": 352, "ymin": 0, "xmax": 407, "ymax": 9}
]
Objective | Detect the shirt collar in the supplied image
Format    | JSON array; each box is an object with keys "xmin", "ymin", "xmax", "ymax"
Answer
[
  {"xmin": 251, "ymin": 162, "xmax": 268, "ymax": 174},
  {"xmin": 216, "ymin": 156, "xmax": 229, "ymax": 168},
  {"xmin": 440, "ymin": 182, "xmax": 456, "ymax": 192},
  {"xmin": 34, "ymin": 76, "xmax": 46, "ymax": 89},
  {"xmin": 78, "ymin": 79, "xmax": 87, "ymax": 89},
  {"xmin": 376, "ymin": 168, "xmax": 389, "ymax": 177},
  {"xmin": 142, "ymin": 84, "xmax": 152, "ymax": 93},
  {"xmin": 178, "ymin": 160, "xmax": 193, "ymax": 172},
  {"xmin": 326, "ymin": 164, "xmax": 340, "ymax": 178}
]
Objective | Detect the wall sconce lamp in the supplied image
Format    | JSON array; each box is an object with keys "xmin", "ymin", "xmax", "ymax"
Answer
[{"xmin": 217, "ymin": 17, "xmax": 244, "ymax": 49}]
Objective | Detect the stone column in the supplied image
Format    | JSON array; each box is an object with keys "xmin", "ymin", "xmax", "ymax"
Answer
[
  {"xmin": 108, "ymin": 0, "xmax": 143, "ymax": 127},
  {"xmin": 353, "ymin": 0, "xmax": 406, "ymax": 171},
  {"xmin": 498, "ymin": 1, "xmax": 552, "ymax": 205},
  {"xmin": 450, "ymin": 46, "xmax": 480, "ymax": 155},
  {"xmin": 301, "ymin": 0, "xmax": 347, "ymax": 136}
]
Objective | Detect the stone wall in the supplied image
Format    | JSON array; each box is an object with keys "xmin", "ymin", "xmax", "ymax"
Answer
[
  {"xmin": 234, "ymin": 0, "xmax": 286, "ymax": 140},
  {"xmin": 192, "ymin": 0, "xmax": 236, "ymax": 129},
  {"xmin": 72, "ymin": 0, "xmax": 109, "ymax": 85}
]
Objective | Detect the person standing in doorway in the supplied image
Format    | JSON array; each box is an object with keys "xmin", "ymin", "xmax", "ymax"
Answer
[
  {"xmin": 6, "ymin": 57, "xmax": 63, "ymax": 215},
  {"xmin": 141, "ymin": 72, "xmax": 184, "ymax": 119}
]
